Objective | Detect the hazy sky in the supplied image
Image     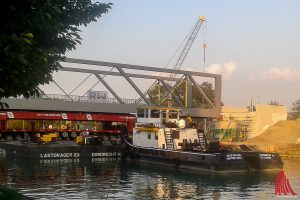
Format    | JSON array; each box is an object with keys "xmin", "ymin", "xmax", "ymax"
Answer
[{"xmin": 43, "ymin": 0, "xmax": 300, "ymax": 108}]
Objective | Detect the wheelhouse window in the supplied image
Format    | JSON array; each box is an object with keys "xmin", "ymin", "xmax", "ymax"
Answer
[
  {"xmin": 162, "ymin": 110, "xmax": 167, "ymax": 119},
  {"xmin": 137, "ymin": 108, "xmax": 145, "ymax": 118},
  {"xmin": 147, "ymin": 132, "xmax": 151, "ymax": 139},
  {"xmin": 168, "ymin": 111, "xmax": 178, "ymax": 119},
  {"xmin": 150, "ymin": 109, "xmax": 160, "ymax": 118}
]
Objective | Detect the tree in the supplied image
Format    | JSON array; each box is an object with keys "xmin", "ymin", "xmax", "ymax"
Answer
[
  {"xmin": 289, "ymin": 99, "xmax": 300, "ymax": 120},
  {"xmin": 0, "ymin": 0, "xmax": 112, "ymax": 99},
  {"xmin": 191, "ymin": 82, "xmax": 214, "ymax": 108},
  {"xmin": 269, "ymin": 100, "xmax": 280, "ymax": 106},
  {"xmin": 147, "ymin": 81, "xmax": 215, "ymax": 108}
]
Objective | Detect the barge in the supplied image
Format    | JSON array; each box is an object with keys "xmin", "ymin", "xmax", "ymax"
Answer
[
  {"xmin": 0, "ymin": 110, "xmax": 134, "ymax": 159},
  {"xmin": 123, "ymin": 106, "xmax": 284, "ymax": 173},
  {"xmin": 0, "ymin": 140, "xmax": 121, "ymax": 159}
]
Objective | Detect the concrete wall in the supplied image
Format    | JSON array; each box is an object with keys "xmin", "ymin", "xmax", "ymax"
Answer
[
  {"xmin": 252, "ymin": 104, "xmax": 287, "ymax": 138},
  {"xmin": 215, "ymin": 104, "xmax": 287, "ymax": 138}
]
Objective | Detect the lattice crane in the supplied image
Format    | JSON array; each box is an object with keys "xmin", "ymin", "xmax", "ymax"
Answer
[
  {"xmin": 141, "ymin": 16, "xmax": 207, "ymax": 105},
  {"xmin": 171, "ymin": 16, "xmax": 207, "ymax": 77}
]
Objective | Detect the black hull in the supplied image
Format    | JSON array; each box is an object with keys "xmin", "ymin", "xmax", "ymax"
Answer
[
  {"xmin": 124, "ymin": 142, "xmax": 284, "ymax": 173},
  {"xmin": 0, "ymin": 141, "xmax": 121, "ymax": 159}
]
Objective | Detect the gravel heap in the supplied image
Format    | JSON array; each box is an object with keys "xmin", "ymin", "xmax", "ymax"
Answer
[{"xmin": 247, "ymin": 119, "xmax": 300, "ymax": 146}]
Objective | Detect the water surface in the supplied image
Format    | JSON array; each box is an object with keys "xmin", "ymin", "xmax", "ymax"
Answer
[{"xmin": 0, "ymin": 156, "xmax": 299, "ymax": 199}]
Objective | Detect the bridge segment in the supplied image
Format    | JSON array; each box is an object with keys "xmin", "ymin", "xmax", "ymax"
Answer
[{"xmin": 2, "ymin": 58, "xmax": 222, "ymax": 118}]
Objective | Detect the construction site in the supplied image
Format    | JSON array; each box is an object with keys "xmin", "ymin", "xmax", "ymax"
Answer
[
  {"xmin": 0, "ymin": 16, "xmax": 299, "ymax": 160},
  {"xmin": 2, "ymin": 2, "xmax": 300, "ymax": 199},
  {"xmin": 210, "ymin": 104, "xmax": 300, "ymax": 159}
]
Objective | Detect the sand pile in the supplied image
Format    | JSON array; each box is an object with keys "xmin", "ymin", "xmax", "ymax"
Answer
[{"xmin": 247, "ymin": 119, "xmax": 300, "ymax": 146}]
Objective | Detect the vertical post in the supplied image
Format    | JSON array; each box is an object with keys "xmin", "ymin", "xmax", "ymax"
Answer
[
  {"xmin": 187, "ymin": 79, "xmax": 193, "ymax": 107},
  {"xmin": 215, "ymin": 75, "xmax": 222, "ymax": 113},
  {"xmin": 157, "ymin": 80, "xmax": 160, "ymax": 105},
  {"xmin": 204, "ymin": 118, "xmax": 207, "ymax": 134},
  {"xmin": 185, "ymin": 76, "xmax": 188, "ymax": 108}
]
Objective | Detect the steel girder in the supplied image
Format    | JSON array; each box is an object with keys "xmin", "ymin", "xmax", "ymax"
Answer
[{"xmin": 61, "ymin": 57, "xmax": 222, "ymax": 118}]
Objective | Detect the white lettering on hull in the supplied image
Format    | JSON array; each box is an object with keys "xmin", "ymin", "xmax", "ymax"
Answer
[
  {"xmin": 39, "ymin": 152, "xmax": 120, "ymax": 158},
  {"xmin": 226, "ymin": 154, "xmax": 243, "ymax": 160},
  {"xmin": 259, "ymin": 153, "xmax": 274, "ymax": 160}
]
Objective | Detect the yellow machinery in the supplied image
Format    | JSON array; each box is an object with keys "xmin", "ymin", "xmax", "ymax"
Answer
[
  {"xmin": 35, "ymin": 132, "xmax": 59, "ymax": 144},
  {"xmin": 76, "ymin": 136, "xmax": 84, "ymax": 145}
]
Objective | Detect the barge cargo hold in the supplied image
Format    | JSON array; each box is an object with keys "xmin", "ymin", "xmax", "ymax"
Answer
[{"xmin": 0, "ymin": 141, "xmax": 121, "ymax": 159}]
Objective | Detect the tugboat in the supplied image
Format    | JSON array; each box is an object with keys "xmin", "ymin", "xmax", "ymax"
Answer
[{"xmin": 123, "ymin": 106, "xmax": 283, "ymax": 173}]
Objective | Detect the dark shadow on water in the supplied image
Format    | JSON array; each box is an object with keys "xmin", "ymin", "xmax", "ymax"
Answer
[{"xmin": 0, "ymin": 186, "xmax": 33, "ymax": 200}]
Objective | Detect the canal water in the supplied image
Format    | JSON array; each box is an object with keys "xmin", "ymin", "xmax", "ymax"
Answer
[{"xmin": 0, "ymin": 156, "xmax": 299, "ymax": 199}]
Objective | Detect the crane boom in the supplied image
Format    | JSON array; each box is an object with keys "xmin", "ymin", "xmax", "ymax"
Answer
[
  {"xmin": 173, "ymin": 16, "xmax": 206, "ymax": 72},
  {"xmin": 143, "ymin": 16, "xmax": 207, "ymax": 105}
]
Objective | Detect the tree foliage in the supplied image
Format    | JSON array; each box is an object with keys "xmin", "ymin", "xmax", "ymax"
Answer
[
  {"xmin": 0, "ymin": 0, "xmax": 112, "ymax": 98},
  {"xmin": 289, "ymin": 99, "xmax": 300, "ymax": 120},
  {"xmin": 269, "ymin": 100, "xmax": 280, "ymax": 106},
  {"xmin": 147, "ymin": 81, "xmax": 215, "ymax": 108}
]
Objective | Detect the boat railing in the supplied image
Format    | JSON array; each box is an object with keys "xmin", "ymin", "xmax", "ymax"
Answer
[
  {"xmin": 8, "ymin": 94, "xmax": 147, "ymax": 105},
  {"xmin": 135, "ymin": 122, "xmax": 161, "ymax": 128}
]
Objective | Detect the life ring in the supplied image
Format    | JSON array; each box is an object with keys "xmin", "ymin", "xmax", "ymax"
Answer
[
  {"xmin": 70, "ymin": 132, "xmax": 77, "ymax": 138},
  {"xmin": 62, "ymin": 132, "xmax": 68, "ymax": 138}
]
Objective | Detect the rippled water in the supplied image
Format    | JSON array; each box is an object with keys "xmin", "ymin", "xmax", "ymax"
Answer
[{"xmin": 0, "ymin": 155, "xmax": 299, "ymax": 199}]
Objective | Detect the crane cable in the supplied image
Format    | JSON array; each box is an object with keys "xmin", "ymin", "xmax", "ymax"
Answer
[
  {"xmin": 165, "ymin": 26, "xmax": 195, "ymax": 70},
  {"xmin": 144, "ymin": 17, "xmax": 207, "ymax": 102},
  {"xmin": 143, "ymin": 28, "xmax": 195, "ymax": 101},
  {"xmin": 169, "ymin": 16, "xmax": 206, "ymax": 79}
]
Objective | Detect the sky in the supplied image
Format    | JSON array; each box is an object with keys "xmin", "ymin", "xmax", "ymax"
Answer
[{"xmin": 42, "ymin": 0, "xmax": 300, "ymax": 108}]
